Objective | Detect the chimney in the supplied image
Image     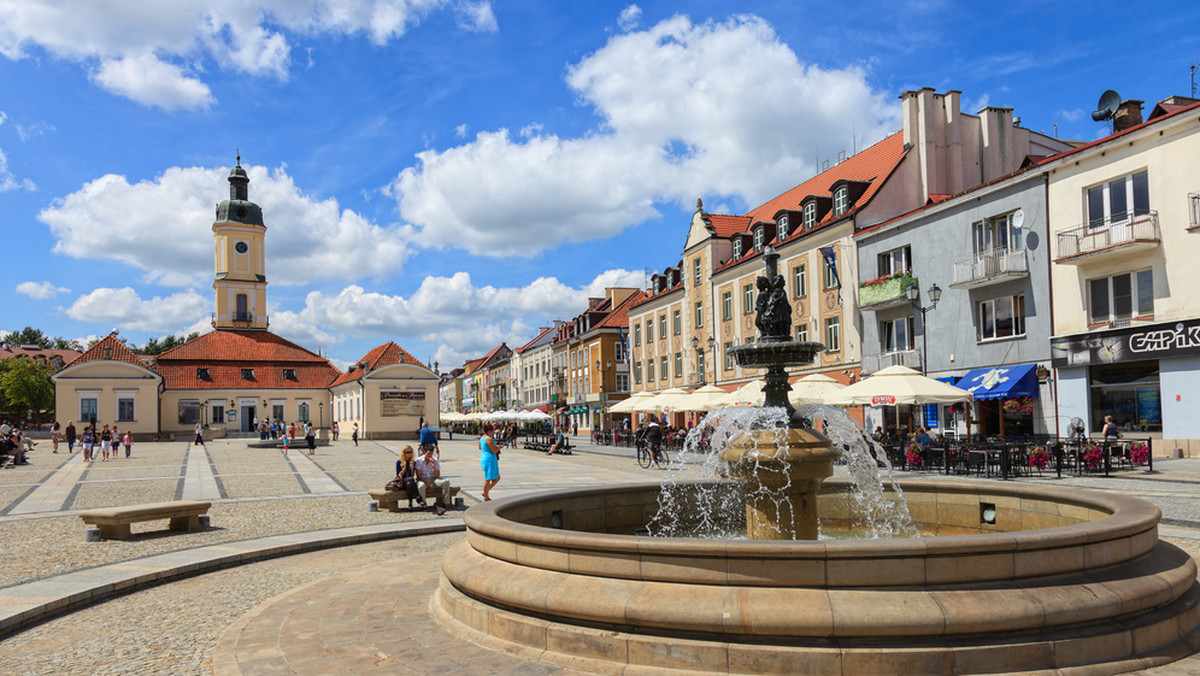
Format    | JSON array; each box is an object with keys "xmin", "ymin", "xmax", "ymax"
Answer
[{"xmin": 1114, "ymin": 100, "xmax": 1144, "ymax": 131}]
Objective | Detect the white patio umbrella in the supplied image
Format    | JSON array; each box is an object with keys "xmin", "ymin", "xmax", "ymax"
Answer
[
  {"xmin": 715, "ymin": 379, "xmax": 767, "ymax": 407},
  {"xmin": 608, "ymin": 391, "xmax": 656, "ymax": 413},
  {"xmin": 789, "ymin": 373, "xmax": 847, "ymax": 406},
  {"xmin": 635, "ymin": 387, "xmax": 691, "ymax": 412},
  {"xmin": 675, "ymin": 384, "xmax": 735, "ymax": 412},
  {"xmin": 525, "ymin": 410, "xmax": 552, "ymax": 421},
  {"xmin": 824, "ymin": 365, "xmax": 972, "ymax": 406}
]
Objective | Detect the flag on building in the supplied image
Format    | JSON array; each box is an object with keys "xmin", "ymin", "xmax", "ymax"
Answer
[{"xmin": 819, "ymin": 246, "xmax": 842, "ymax": 305}]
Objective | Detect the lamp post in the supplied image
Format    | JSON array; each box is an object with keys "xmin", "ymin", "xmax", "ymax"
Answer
[
  {"xmin": 319, "ymin": 402, "xmax": 324, "ymax": 433},
  {"xmin": 707, "ymin": 335, "xmax": 716, "ymax": 385},
  {"xmin": 905, "ymin": 282, "xmax": 942, "ymax": 376},
  {"xmin": 691, "ymin": 336, "xmax": 703, "ymax": 385}
]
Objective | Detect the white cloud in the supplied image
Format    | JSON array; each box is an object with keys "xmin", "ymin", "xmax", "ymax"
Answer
[
  {"xmin": 1059, "ymin": 108, "xmax": 1085, "ymax": 122},
  {"xmin": 92, "ymin": 53, "xmax": 215, "ymax": 111},
  {"xmin": 618, "ymin": 5, "xmax": 642, "ymax": 32},
  {"xmin": 0, "ymin": 0, "xmax": 475, "ymax": 110},
  {"xmin": 40, "ymin": 163, "xmax": 413, "ymax": 286},
  {"xmin": 15, "ymin": 120, "xmax": 54, "ymax": 141},
  {"xmin": 455, "ymin": 123, "xmax": 468, "ymax": 137},
  {"xmin": 391, "ymin": 13, "xmax": 898, "ymax": 257},
  {"xmin": 16, "ymin": 281, "xmax": 69, "ymax": 300},
  {"xmin": 455, "ymin": 1, "xmax": 498, "ymax": 33},
  {"xmin": 286, "ymin": 268, "xmax": 643, "ymax": 364},
  {"xmin": 0, "ymin": 147, "xmax": 35, "ymax": 192},
  {"xmin": 63, "ymin": 287, "xmax": 209, "ymax": 333}
]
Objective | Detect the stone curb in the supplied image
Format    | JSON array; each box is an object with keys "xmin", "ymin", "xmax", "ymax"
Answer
[{"xmin": 0, "ymin": 518, "xmax": 465, "ymax": 639}]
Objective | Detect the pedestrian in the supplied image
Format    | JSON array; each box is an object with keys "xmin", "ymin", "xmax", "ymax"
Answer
[
  {"xmin": 65, "ymin": 421, "xmax": 76, "ymax": 454},
  {"xmin": 282, "ymin": 434, "xmax": 290, "ymax": 456},
  {"xmin": 110, "ymin": 425, "xmax": 119, "ymax": 459},
  {"xmin": 305, "ymin": 424, "xmax": 316, "ymax": 454},
  {"xmin": 352, "ymin": 422, "xmax": 359, "ymax": 446},
  {"xmin": 194, "ymin": 421, "xmax": 204, "ymax": 446},
  {"xmin": 332, "ymin": 420, "xmax": 339, "ymax": 441},
  {"xmin": 572, "ymin": 421, "xmax": 578, "ymax": 436},
  {"xmin": 289, "ymin": 422, "xmax": 296, "ymax": 439},
  {"xmin": 122, "ymin": 430, "xmax": 132, "ymax": 458},
  {"xmin": 51, "ymin": 421, "xmax": 60, "ymax": 453},
  {"xmin": 81, "ymin": 426, "xmax": 94, "ymax": 462},
  {"xmin": 480, "ymin": 422, "xmax": 501, "ymax": 501},
  {"xmin": 100, "ymin": 424, "xmax": 112, "ymax": 461}
]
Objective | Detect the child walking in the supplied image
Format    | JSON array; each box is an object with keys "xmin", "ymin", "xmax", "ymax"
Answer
[{"xmin": 122, "ymin": 431, "xmax": 132, "ymax": 458}]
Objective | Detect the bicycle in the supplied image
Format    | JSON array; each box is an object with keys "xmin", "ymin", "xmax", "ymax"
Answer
[{"xmin": 637, "ymin": 441, "xmax": 669, "ymax": 469}]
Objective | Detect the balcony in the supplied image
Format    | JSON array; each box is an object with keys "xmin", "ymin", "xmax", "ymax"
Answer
[
  {"xmin": 212, "ymin": 311, "xmax": 270, "ymax": 329},
  {"xmin": 858, "ymin": 273, "xmax": 917, "ymax": 311},
  {"xmin": 1189, "ymin": 193, "xmax": 1200, "ymax": 231},
  {"xmin": 1054, "ymin": 211, "xmax": 1160, "ymax": 264},
  {"xmin": 862, "ymin": 349, "xmax": 922, "ymax": 374},
  {"xmin": 951, "ymin": 249, "xmax": 1029, "ymax": 289}
]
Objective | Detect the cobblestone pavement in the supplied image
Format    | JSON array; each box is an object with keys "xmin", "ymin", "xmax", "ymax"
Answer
[{"xmin": 3, "ymin": 434, "xmax": 1200, "ymax": 673}]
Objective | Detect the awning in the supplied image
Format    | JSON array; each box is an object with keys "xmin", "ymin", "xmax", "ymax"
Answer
[{"xmin": 953, "ymin": 364, "xmax": 1039, "ymax": 400}]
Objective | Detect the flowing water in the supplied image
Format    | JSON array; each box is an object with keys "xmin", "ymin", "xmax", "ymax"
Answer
[{"xmin": 646, "ymin": 404, "xmax": 915, "ymax": 540}]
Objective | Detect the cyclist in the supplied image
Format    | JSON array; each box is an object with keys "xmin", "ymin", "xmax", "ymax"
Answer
[{"xmin": 644, "ymin": 418, "xmax": 664, "ymax": 464}]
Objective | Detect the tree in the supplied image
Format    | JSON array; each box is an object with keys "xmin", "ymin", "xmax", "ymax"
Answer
[
  {"xmin": 2, "ymin": 326, "xmax": 53, "ymax": 349},
  {"xmin": 133, "ymin": 332, "xmax": 199, "ymax": 355},
  {"xmin": 0, "ymin": 358, "xmax": 55, "ymax": 418}
]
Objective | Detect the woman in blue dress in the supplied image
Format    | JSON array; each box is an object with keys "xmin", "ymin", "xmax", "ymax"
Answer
[{"xmin": 480, "ymin": 422, "xmax": 501, "ymax": 501}]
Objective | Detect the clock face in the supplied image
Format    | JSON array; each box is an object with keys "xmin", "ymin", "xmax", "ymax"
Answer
[{"xmin": 235, "ymin": 241, "xmax": 249, "ymax": 254}]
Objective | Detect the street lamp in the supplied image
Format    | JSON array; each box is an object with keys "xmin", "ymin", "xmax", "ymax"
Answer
[
  {"xmin": 707, "ymin": 335, "xmax": 715, "ymax": 384},
  {"xmin": 319, "ymin": 402, "xmax": 324, "ymax": 432},
  {"xmin": 906, "ymin": 283, "xmax": 942, "ymax": 375},
  {"xmin": 691, "ymin": 336, "xmax": 703, "ymax": 385}
]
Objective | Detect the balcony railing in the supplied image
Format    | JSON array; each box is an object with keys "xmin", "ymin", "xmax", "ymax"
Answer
[
  {"xmin": 858, "ymin": 273, "xmax": 917, "ymax": 310},
  {"xmin": 862, "ymin": 349, "xmax": 922, "ymax": 374},
  {"xmin": 1054, "ymin": 211, "xmax": 1160, "ymax": 263},
  {"xmin": 211, "ymin": 312, "xmax": 270, "ymax": 328},
  {"xmin": 951, "ymin": 248, "xmax": 1029, "ymax": 289}
]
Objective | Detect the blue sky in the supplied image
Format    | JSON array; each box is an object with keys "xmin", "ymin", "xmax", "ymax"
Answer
[{"xmin": 2, "ymin": 0, "xmax": 1199, "ymax": 370}]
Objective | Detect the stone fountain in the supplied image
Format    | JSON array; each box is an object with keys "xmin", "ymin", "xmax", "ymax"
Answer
[
  {"xmin": 722, "ymin": 246, "xmax": 835, "ymax": 540},
  {"xmin": 433, "ymin": 250, "xmax": 1200, "ymax": 674}
]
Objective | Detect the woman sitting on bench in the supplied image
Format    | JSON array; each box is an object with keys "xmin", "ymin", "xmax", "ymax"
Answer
[{"xmin": 390, "ymin": 446, "xmax": 425, "ymax": 509}]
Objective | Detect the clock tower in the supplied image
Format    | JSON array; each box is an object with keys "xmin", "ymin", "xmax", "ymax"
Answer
[{"xmin": 212, "ymin": 155, "xmax": 269, "ymax": 330}]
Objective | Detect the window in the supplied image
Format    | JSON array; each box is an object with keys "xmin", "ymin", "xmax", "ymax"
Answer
[
  {"xmin": 235, "ymin": 293, "xmax": 249, "ymax": 320},
  {"xmin": 117, "ymin": 396, "xmax": 135, "ymax": 422},
  {"xmin": 672, "ymin": 310, "xmax": 681, "ymax": 334},
  {"xmin": 660, "ymin": 356, "xmax": 668, "ymax": 380},
  {"xmin": 753, "ymin": 228, "xmax": 764, "ymax": 252},
  {"xmin": 674, "ymin": 351, "xmax": 683, "ymax": 377},
  {"xmin": 793, "ymin": 265, "xmax": 806, "ymax": 297},
  {"xmin": 795, "ymin": 324, "xmax": 808, "ymax": 342},
  {"xmin": 273, "ymin": 403, "xmax": 285, "ymax": 421},
  {"xmin": 881, "ymin": 316, "xmax": 915, "ymax": 353},
  {"xmin": 825, "ymin": 317, "xmax": 841, "ymax": 352},
  {"xmin": 634, "ymin": 324, "xmax": 641, "ymax": 346},
  {"xmin": 646, "ymin": 320, "xmax": 654, "ymax": 343},
  {"xmin": 803, "ymin": 202, "xmax": 817, "ymax": 229},
  {"xmin": 695, "ymin": 301, "xmax": 704, "ymax": 328},
  {"xmin": 833, "ymin": 187, "xmax": 848, "ymax": 216},
  {"xmin": 634, "ymin": 361, "xmax": 643, "ymax": 384},
  {"xmin": 732, "ymin": 239, "xmax": 742, "ymax": 258},
  {"xmin": 211, "ymin": 404, "xmax": 225, "ymax": 424},
  {"xmin": 615, "ymin": 341, "xmax": 626, "ymax": 362},
  {"xmin": 743, "ymin": 283, "xmax": 754, "ymax": 313},
  {"xmin": 1087, "ymin": 170, "xmax": 1149, "ymax": 227},
  {"xmin": 196, "ymin": 367, "xmax": 210, "ymax": 380},
  {"xmin": 823, "ymin": 253, "xmax": 839, "ymax": 289},
  {"xmin": 647, "ymin": 359, "xmax": 655, "ymax": 382},
  {"xmin": 616, "ymin": 374, "xmax": 629, "ymax": 391},
  {"xmin": 877, "ymin": 246, "xmax": 911, "ymax": 277},
  {"xmin": 978, "ymin": 294, "xmax": 1027, "ymax": 341},
  {"xmin": 241, "ymin": 368, "xmax": 255, "ymax": 381},
  {"xmin": 1089, "ymin": 270, "xmax": 1153, "ymax": 324},
  {"xmin": 283, "ymin": 368, "xmax": 297, "ymax": 381},
  {"xmin": 722, "ymin": 291, "xmax": 733, "ymax": 320},
  {"xmin": 724, "ymin": 341, "xmax": 734, "ymax": 369},
  {"xmin": 693, "ymin": 258, "xmax": 702, "ymax": 285},
  {"xmin": 777, "ymin": 215, "xmax": 789, "ymax": 240},
  {"xmin": 973, "ymin": 213, "xmax": 1022, "ymax": 253},
  {"xmin": 659, "ymin": 314, "xmax": 666, "ymax": 339},
  {"xmin": 697, "ymin": 350, "xmax": 707, "ymax": 379},
  {"xmin": 298, "ymin": 402, "xmax": 310, "ymax": 422},
  {"xmin": 177, "ymin": 400, "xmax": 199, "ymax": 425}
]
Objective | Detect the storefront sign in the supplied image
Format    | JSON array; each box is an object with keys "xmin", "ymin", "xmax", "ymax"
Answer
[
  {"xmin": 1136, "ymin": 387, "xmax": 1162, "ymax": 425},
  {"xmin": 872, "ymin": 395, "xmax": 896, "ymax": 405},
  {"xmin": 1052, "ymin": 318, "xmax": 1200, "ymax": 368},
  {"xmin": 923, "ymin": 404, "xmax": 939, "ymax": 429},
  {"xmin": 380, "ymin": 390, "xmax": 425, "ymax": 417}
]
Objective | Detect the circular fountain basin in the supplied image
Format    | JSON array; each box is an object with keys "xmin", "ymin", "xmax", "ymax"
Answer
[{"xmin": 434, "ymin": 479, "xmax": 1200, "ymax": 674}]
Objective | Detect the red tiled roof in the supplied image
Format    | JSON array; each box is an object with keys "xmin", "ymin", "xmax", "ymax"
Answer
[
  {"xmin": 596, "ymin": 290, "xmax": 646, "ymax": 329},
  {"xmin": 1035, "ymin": 99, "xmax": 1200, "ymax": 168},
  {"xmin": 476, "ymin": 343, "xmax": 508, "ymax": 368},
  {"xmin": 516, "ymin": 326, "xmax": 556, "ymax": 353},
  {"xmin": 155, "ymin": 330, "xmax": 340, "ymax": 390},
  {"xmin": 65, "ymin": 335, "xmax": 153, "ymax": 370},
  {"xmin": 2, "ymin": 346, "xmax": 84, "ymax": 366},
  {"xmin": 462, "ymin": 357, "xmax": 486, "ymax": 376},
  {"xmin": 329, "ymin": 341, "xmax": 427, "ymax": 387},
  {"xmin": 705, "ymin": 214, "xmax": 752, "ymax": 238},
  {"xmin": 629, "ymin": 281, "xmax": 682, "ymax": 309}
]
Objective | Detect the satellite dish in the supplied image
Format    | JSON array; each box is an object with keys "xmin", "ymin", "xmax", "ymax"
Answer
[
  {"xmin": 1011, "ymin": 209, "xmax": 1025, "ymax": 229},
  {"xmin": 1091, "ymin": 90, "xmax": 1120, "ymax": 121}
]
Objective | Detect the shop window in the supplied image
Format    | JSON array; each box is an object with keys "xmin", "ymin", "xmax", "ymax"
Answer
[
  {"xmin": 1087, "ymin": 170, "xmax": 1149, "ymax": 228},
  {"xmin": 978, "ymin": 295, "xmax": 1026, "ymax": 341},
  {"xmin": 882, "ymin": 316, "xmax": 915, "ymax": 353},
  {"xmin": 1089, "ymin": 361, "xmax": 1161, "ymax": 432},
  {"xmin": 1089, "ymin": 270, "xmax": 1153, "ymax": 325}
]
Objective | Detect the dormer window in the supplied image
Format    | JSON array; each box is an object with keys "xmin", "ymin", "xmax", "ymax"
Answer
[
  {"xmin": 777, "ymin": 215, "xmax": 789, "ymax": 240},
  {"xmin": 241, "ymin": 368, "xmax": 256, "ymax": 381},
  {"xmin": 803, "ymin": 202, "xmax": 817, "ymax": 229},
  {"xmin": 283, "ymin": 369, "xmax": 297, "ymax": 381},
  {"xmin": 732, "ymin": 239, "xmax": 742, "ymax": 258},
  {"xmin": 833, "ymin": 187, "xmax": 849, "ymax": 216},
  {"xmin": 753, "ymin": 228, "xmax": 764, "ymax": 252},
  {"xmin": 197, "ymin": 368, "xmax": 210, "ymax": 380}
]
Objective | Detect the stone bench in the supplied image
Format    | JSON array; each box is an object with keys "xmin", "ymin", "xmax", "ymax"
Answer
[
  {"xmin": 368, "ymin": 485, "xmax": 461, "ymax": 512},
  {"xmin": 79, "ymin": 500, "xmax": 212, "ymax": 541}
]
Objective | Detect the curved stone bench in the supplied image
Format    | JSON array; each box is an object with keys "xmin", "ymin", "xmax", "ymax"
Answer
[
  {"xmin": 369, "ymin": 486, "xmax": 460, "ymax": 512},
  {"xmin": 79, "ymin": 500, "xmax": 211, "ymax": 541}
]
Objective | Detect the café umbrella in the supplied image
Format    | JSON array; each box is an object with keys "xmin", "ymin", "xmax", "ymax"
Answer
[
  {"xmin": 789, "ymin": 373, "xmax": 847, "ymax": 406},
  {"xmin": 608, "ymin": 391, "xmax": 656, "ymax": 413},
  {"xmin": 824, "ymin": 365, "xmax": 972, "ymax": 406}
]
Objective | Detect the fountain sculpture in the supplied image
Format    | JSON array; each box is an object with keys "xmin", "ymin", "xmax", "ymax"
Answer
[{"xmin": 433, "ymin": 250, "xmax": 1200, "ymax": 674}]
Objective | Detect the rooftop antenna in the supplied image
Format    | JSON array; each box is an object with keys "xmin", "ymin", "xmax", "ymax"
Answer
[
  {"xmin": 1091, "ymin": 89, "xmax": 1120, "ymax": 134},
  {"xmin": 1192, "ymin": 59, "xmax": 1198, "ymax": 98}
]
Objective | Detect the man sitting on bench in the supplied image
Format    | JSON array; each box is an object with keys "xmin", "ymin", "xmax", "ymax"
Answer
[
  {"xmin": 415, "ymin": 445, "xmax": 452, "ymax": 515},
  {"xmin": 548, "ymin": 427, "xmax": 567, "ymax": 455}
]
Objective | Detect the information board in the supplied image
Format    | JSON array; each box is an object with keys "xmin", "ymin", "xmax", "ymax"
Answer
[{"xmin": 380, "ymin": 390, "xmax": 425, "ymax": 417}]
